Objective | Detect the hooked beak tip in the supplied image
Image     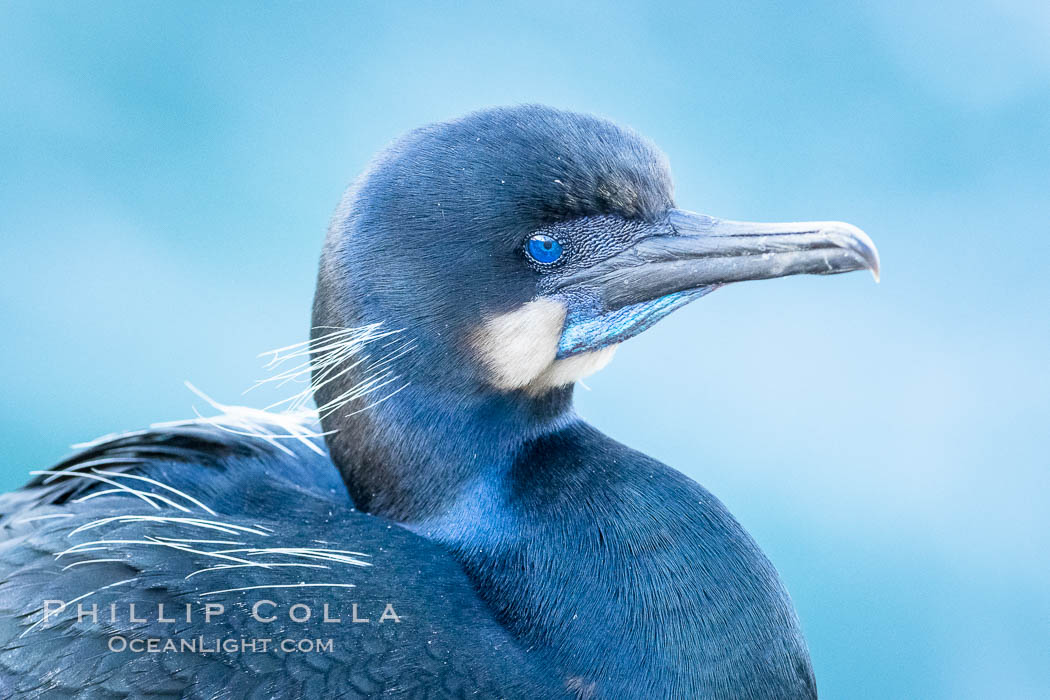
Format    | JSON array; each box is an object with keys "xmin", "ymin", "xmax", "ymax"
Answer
[{"xmin": 825, "ymin": 220, "xmax": 880, "ymax": 284}]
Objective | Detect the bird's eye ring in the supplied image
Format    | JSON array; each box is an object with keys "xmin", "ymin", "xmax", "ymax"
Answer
[{"xmin": 525, "ymin": 234, "xmax": 564, "ymax": 266}]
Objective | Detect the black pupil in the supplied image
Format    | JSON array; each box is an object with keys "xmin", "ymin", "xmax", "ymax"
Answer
[{"xmin": 543, "ymin": 241, "xmax": 552, "ymax": 250}]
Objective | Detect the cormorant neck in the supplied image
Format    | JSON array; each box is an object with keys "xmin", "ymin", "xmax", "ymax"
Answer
[{"xmin": 318, "ymin": 371, "xmax": 575, "ymax": 522}]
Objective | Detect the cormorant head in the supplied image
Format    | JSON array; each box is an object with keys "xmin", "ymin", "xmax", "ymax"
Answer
[{"xmin": 314, "ymin": 105, "xmax": 878, "ymax": 398}]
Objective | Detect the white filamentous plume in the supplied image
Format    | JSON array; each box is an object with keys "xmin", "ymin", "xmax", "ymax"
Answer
[
  {"xmin": 250, "ymin": 324, "xmax": 415, "ymax": 419},
  {"xmin": 55, "ymin": 534, "xmax": 372, "ymax": 572},
  {"xmin": 167, "ymin": 325, "xmax": 415, "ymax": 456},
  {"xmin": 111, "ymin": 325, "xmax": 413, "ymax": 457},
  {"xmin": 18, "ymin": 515, "xmax": 374, "ymax": 636},
  {"xmin": 170, "ymin": 383, "xmax": 329, "ymax": 457}
]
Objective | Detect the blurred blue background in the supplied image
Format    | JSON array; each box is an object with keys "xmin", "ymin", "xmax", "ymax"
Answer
[{"xmin": 1, "ymin": 2, "xmax": 1047, "ymax": 697}]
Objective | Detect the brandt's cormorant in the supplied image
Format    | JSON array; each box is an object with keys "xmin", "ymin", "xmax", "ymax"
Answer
[{"xmin": 0, "ymin": 105, "xmax": 878, "ymax": 699}]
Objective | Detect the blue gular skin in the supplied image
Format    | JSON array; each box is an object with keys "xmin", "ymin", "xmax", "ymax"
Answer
[
  {"xmin": 0, "ymin": 105, "xmax": 879, "ymax": 699},
  {"xmin": 557, "ymin": 287, "xmax": 717, "ymax": 357}
]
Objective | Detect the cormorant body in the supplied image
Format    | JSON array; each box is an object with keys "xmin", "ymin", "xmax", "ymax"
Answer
[{"xmin": 0, "ymin": 106, "xmax": 878, "ymax": 698}]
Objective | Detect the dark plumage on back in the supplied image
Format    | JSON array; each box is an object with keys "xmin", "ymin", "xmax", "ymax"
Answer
[
  {"xmin": 1, "ymin": 105, "xmax": 878, "ymax": 698},
  {"xmin": 0, "ymin": 416, "xmax": 564, "ymax": 698}
]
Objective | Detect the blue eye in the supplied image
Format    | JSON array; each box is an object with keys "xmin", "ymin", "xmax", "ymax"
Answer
[{"xmin": 526, "ymin": 234, "xmax": 564, "ymax": 265}]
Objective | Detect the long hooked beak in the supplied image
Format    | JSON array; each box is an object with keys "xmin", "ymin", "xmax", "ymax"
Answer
[{"xmin": 554, "ymin": 209, "xmax": 880, "ymax": 313}]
